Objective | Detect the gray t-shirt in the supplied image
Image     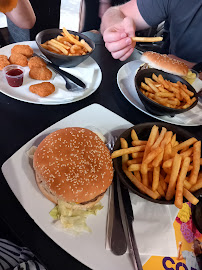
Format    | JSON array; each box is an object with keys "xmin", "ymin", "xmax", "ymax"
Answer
[{"xmin": 137, "ymin": 0, "xmax": 202, "ymax": 63}]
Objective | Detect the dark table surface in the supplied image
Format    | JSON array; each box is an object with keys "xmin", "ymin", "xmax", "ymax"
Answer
[{"xmin": 0, "ymin": 32, "xmax": 201, "ymax": 270}]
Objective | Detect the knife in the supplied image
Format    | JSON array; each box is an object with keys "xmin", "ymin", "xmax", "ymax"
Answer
[
  {"xmin": 117, "ymin": 178, "xmax": 143, "ymax": 270},
  {"xmin": 107, "ymin": 172, "xmax": 127, "ymax": 255},
  {"xmin": 33, "ymin": 53, "xmax": 86, "ymax": 89}
]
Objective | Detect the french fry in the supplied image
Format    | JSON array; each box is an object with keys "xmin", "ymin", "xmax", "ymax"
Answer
[
  {"xmin": 131, "ymin": 36, "xmax": 163, "ymax": 42},
  {"xmin": 48, "ymin": 40, "xmax": 68, "ymax": 55},
  {"xmin": 111, "ymin": 145, "xmax": 146, "ymax": 159},
  {"xmin": 189, "ymin": 178, "xmax": 202, "ymax": 192},
  {"xmin": 128, "ymin": 164, "xmax": 142, "ymax": 172},
  {"xmin": 172, "ymin": 137, "xmax": 198, "ymax": 155},
  {"xmin": 132, "ymin": 152, "xmax": 144, "ymax": 158},
  {"xmin": 41, "ymin": 27, "xmax": 92, "ymax": 56},
  {"xmin": 50, "ymin": 38, "xmax": 70, "ymax": 50},
  {"xmin": 127, "ymin": 158, "xmax": 143, "ymax": 166},
  {"xmin": 144, "ymin": 147, "xmax": 163, "ymax": 164},
  {"xmin": 120, "ymin": 138, "xmax": 129, "ymax": 165},
  {"xmin": 157, "ymin": 183, "xmax": 165, "ymax": 197},
  {"xmin": 166, "ymin": 154, "xmax": 182, "ymax": 200},
  {"xmin": 111, "ymin": 124, "xmax": 201, "ymax": 209},
  {"xmin": 140, "ymin": 73, "xmax": 196, "ymax": 110},
  {"xmin": 152, "ymin": 166, "xmax": 160, "ymax": 191},
  {"xmin": 163, "ymin": 142, "xmax": 172, "ymax": 161},
  {"xmin": 131, "ymin": 129, "xmax": 138, "ymax": 141},
  {"xmin": 134, "ymin": 171, "xmax": 142, "ymax": 182},
  {"xmin": 184, "ymin": 179, "xmax": 192, "ymax": 190},
  {"xmin": 122, "ymin": 165, "xmax": 159, "ymax": 199},
  {"xmin": 132, "ymin": 140, "xmax": 147, "ymax": 146},
  {"xmin": 151, "ymin": 127, "xmax": 167, "ymax": 150},
  {"xmin": 189, "ymin": 141, "xmax": 201, "ymax": 185},
  {"xmin": 183, "ymin": 188, "xmax": 199, "ymax": 205},
  {"xmin": 175, "ymin": 157, "xmax": 191, "ymax": 209},
  {"xmin": 141, "ymin": 82, "xmax": 154, "ymax": 93},
  {"xmin": 142, "ymin": 172, "xmax": 149, "ymax": 187}
]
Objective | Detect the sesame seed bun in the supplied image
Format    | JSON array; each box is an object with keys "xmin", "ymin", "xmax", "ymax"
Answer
[
  {"xmin": 140, "ymin": 51, "xmax": 189, "ymax": 76},
  {"xmin": 33, "ymin": 127, "xmax": 113, "ymax": 209}
]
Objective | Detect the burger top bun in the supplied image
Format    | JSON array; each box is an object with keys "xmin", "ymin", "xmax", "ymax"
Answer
[
  {"xmin": 140, "ymin": 51, "xmax": 189, "ymax": 76},
  {"xmin": 33, "ymin": 127, "xmax": 113, "ymax": 206}
]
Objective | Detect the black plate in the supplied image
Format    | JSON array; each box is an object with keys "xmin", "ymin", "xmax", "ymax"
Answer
[
  {"xmin": 35, "ymin": 28, "xmax": 95, "ymax": 68},
  {"xmin": 113, "ymin": 122, "xmax": 202, "ymax": 204},
  {"xmin": 135, "ymin": 68, "xmax": 198, "ymax": 116}
]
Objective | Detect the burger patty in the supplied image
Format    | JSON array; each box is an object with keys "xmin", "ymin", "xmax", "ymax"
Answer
[{"xmin": 80, "ymin": 191, "xmax": 106, "ymax": 205}]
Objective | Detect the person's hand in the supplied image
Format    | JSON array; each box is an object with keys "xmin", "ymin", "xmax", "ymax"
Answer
[{"xmin": 103, "ymin": 17, "xmax": 136, "ymax": 61}]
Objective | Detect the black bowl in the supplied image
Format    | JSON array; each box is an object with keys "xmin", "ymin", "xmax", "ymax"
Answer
[
  {"xmin": 135, "ymin": 68, "xmax": 198, "ymax": 116},
  {"xmin": 35, "ymin": 28, "xmax": 95, "ymax": 68},
  {"xmin": 113, "ymin": 122, "xmax": 202, "ymax": 204}
]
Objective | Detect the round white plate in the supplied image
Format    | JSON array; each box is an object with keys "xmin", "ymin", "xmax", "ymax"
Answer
[
  {"xmin": 0, "ymin": 41, "xmax": 102, "ymax": 105},
  {"xmin": 117, "ymin": 60, "xmax": 202, "ymax": 126}
]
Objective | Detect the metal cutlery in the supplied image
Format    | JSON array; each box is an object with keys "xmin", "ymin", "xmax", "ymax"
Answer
[
  {"xmin": 106, "ymin": 137, "xmax": 127, "ymax": 255},
  {"xmin": 33, "ymin": 53, "xmax": 86, "ymax": 90},
  {"xmin": 117, "ymin": 179, "xmax": 143, "ymax": 270}
]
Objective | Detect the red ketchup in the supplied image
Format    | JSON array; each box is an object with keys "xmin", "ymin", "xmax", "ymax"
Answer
[{"xmin": 6, "ymin": 68, "xmax": 24, "ymax": 87}]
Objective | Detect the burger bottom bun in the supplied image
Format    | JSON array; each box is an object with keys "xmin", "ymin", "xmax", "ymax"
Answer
[{"xmin": 36, "ymin": 173, "xmax": 104, "ymax": 210}]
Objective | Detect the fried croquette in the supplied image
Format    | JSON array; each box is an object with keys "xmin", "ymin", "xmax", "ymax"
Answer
[
  {"xmin": 9, "ymin": 53, "xmax": 28, "ymax": 66},
  {"xmin": 0, "ymin": 55, "xmax": 10, "ymax": 70},
  {"xmin": 29, "ymin": 67, "xmax": 52, "ymax": 80},
  {"xmin": 29, "ymin": 82, "xmax": 55, "ymax": 97},
  {"xmin": 28, "ymin": 56, "xmax": 46, "ymax": 69},
  {"xmin": 11, "ymin": 45, "xmax": 33, "ymax": 58}
]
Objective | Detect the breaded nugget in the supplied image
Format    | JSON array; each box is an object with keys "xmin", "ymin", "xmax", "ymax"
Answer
[
  {"xmin": 11, "ymin": 45, "xmax": 33, "ymax": 58},
  {"xmin": 28, "ymin": 56, "xmax": 46, "ymax": 69},
  {"xmin": 0, "ymin": 55, "xmax": 10, "ymax": 70},
  {"xmin": 29, "ymin": 67, "xmax": 52, "ymax": 80},
  {"xmin": 29, "ymin": 82, "xmax": 55, "ymax": 97},
  {"xmin": 9, "ymin": 53, "xmax": 28, "ymax": 66}
]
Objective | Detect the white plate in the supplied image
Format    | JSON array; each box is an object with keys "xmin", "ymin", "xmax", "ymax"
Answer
[
  {"xmin": 117, "ymin": 60, "xmax": 202, "ymax": 126},
  {"xmin": 1, "ymin": 104, "xmax": 178, "ymax": 269},
  {"xmin": 0, "ymin": 41, "xmax": 102, "ymax": 105}
]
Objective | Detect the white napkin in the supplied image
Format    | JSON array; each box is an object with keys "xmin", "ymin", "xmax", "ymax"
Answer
[
  {"xmin": 161, "ymin": 78, "xmax": 202, "ymax": 126},
  {"xmin": 106, "ymin": 193, "xmax": 178, "ymax": 258},
  {"xmin": 130, "ymin": 194, "xmax": 178, "ymax": 257}
]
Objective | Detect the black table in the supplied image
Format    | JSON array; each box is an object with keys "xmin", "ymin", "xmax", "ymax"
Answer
[{"xmin": 0, "ymin": 32, "xmax": 201, "ymax": 270}]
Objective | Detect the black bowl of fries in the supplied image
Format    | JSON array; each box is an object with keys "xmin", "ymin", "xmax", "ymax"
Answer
[
  {"xmin": 112, "ymin": 122, "xmax": 202, "ymax": 207},
  {"xmin": 135, "ymin": 68, "xmax": 198, "ymax": 116},
  {"xmin": 35, "ymin": 28, "xmax": 95, "ymax": 68}
]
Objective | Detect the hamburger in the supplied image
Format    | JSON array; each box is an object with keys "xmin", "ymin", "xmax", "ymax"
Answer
[
  {"xmin": 33, "ymin": 127, "xmax": 113, "ymax": 232},
  {"xmin": 140, "ymin": 51, "xmax": 189, "ymax": 76}
]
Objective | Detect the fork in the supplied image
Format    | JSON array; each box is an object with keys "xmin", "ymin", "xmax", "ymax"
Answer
[
  {"xmin": 33, "ymin": 53, "xmax": 86, "ymax": 91},
  {"xmin": 106, "ymin": 136, "xmax": 127, "ymax": 255}
]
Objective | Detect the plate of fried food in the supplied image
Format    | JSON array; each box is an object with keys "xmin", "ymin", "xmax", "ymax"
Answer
[
  {"xmin": 0, "ymin": 40, "xmax": 101, "ymax": 105},
  {"xmin": 117, "ymin": 52, "xmax": 202, "ymax": 126},
  {"xmin": 112, "ymin": 122, "xmax": 202, "ymax": 209}
]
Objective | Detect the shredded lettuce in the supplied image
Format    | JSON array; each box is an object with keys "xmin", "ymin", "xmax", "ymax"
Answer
[{"xmin": 49, "ymin": 200, "xmax": 103, "ymax": 234}]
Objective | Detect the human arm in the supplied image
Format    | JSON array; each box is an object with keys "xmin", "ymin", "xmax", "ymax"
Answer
[
  {"xmin": 100, "ymin": 0, "xmax": 150, "ymax": 61},
  {"xmin": 5, "ymin": 0, "xmax": 36, "ymax": 29}
]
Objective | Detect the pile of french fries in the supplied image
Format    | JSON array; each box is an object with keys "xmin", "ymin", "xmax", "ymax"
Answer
[
  {"xmin": 140, "ymin": 73, "xmax": 196, "ymax": 109},
  {"xmin": 111, "ymin": 125, "xmax": 202, "ymax": 209},
  {"xmin": 41, "ymin": 27, "xmax": 92, "ymax": 56}
]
